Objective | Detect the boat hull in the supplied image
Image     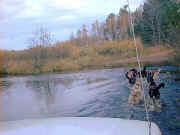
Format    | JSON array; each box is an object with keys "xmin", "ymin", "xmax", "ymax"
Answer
[{"xmin": 0, "ymin": 117, "xmax": 162, "ymax": 135}]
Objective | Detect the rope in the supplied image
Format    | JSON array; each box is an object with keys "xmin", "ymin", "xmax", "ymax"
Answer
[{"xmin": 126, "ymin": 1, "xmax": 152, "ymax": 135}]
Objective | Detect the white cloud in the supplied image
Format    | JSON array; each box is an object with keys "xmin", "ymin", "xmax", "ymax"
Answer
[
  {"xmin": 56, "ymin": 15, "xmax": 78, "ymax": 21},
  {"xmin": 1, "ymin": 0, "xmax": 143, "ymax": 50},
  {"xmin": 2, "ymin": 0, "xmax": 142, "ymax": 20},
  {"xmin": 53, "ymin": 0, "xmax": 82, "ymax": 9},
  {"xmin": 17, "ymin": 4, "xmax": 44, "ymax": 18}
]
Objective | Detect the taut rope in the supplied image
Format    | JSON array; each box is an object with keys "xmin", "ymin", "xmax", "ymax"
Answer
[{"xmin": 126, "ymin": 1, "xmax": 152, "ymax": 135}]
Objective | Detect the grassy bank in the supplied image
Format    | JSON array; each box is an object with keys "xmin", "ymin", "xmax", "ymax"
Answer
[{"xmin": 1, "ymin": 39, "xmax": 175, "ymax": 76}]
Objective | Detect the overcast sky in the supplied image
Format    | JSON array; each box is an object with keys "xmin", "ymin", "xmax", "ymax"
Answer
[{"xmin": 0, "ymin": 0, "xmax": 143, "ymax": 50}]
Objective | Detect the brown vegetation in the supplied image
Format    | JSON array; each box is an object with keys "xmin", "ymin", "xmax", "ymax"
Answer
[
  {"xmin": 1, "ymin": 39, "xmax": 171, "ymax": 75},
  {"xmin": 0, "ymin": 50, "xmax": 2, "ymax": 76},
  {"xmin": 1, "ymin": 1, "xmax": 179, "ymax": 75}
]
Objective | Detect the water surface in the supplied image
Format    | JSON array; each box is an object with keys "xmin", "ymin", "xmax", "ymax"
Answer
[{"xmin": 2, "ymin": 67, "xmax": 180, "ymax": 135}]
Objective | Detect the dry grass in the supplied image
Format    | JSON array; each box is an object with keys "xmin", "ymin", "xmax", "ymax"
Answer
[{"xmin": 2, "ymin": 39, "xmax": 172, "ymax": 75}]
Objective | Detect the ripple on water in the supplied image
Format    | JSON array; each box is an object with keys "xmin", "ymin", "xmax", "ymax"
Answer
[{"xmin": 1, "ymin": 66, "xmax": 180, "ymax": 135}]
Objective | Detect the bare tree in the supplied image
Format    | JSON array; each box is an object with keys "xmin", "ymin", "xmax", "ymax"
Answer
[
  {"xmin": 28, "ymin": 26, "xmax": 55, "ymax": 48},
  {"xmin": 70, "ymin": 32, "xmax": 75, "ymax": 45},
  {"xmin": 27, "ymin": 26, "xmax": 55, "ymax": 73},
  {"xmin": 91, "ymin": 20, "xmax": 101, "ymax": 43},
  {"xmin": 82, "ymin": 24, "xmax": 88, "ymax": 46}
]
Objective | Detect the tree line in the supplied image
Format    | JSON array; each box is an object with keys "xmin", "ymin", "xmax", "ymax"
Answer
[
  {"xmin": 1, "ymin": 0, "xmax": 179, "ymax": 75},
  {"xmin": 70, "ymin": 0, "xmax": 180, "ymax": 48},
  {"xmin": 70, "ymin": 6, "xmax": 131, "ymax": 46},
  {"xmin": 134, "ymin": 0, "xmax": 180, "ymax": 47}
]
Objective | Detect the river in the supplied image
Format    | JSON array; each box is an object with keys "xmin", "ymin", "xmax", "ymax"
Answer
[{"xmin": 1, "ymin": 66, "xmax": 180, "ymax": 135}]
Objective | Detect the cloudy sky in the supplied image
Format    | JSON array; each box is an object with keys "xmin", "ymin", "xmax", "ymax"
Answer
[{"xmin": 0, "ymin": 0, "xmax": 143, "ymax": 50}]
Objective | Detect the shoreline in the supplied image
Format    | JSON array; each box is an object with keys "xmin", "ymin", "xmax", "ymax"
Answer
[
  {"xmin": 1, "ymin": 50, "xmax": 178, "ymax": 77},
  {"xmin": 1, "ymin": 62, "xmax": 178, "ymax": 78}
]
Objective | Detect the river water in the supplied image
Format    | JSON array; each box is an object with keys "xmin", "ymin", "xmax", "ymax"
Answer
[{"xmin": 1, "ymin": 66, "xmax": 180, "ymax": 135}]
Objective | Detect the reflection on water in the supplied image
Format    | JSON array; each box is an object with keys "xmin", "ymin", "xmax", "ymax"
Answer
[
  {"xmin": 1, "ymin": 80, "xmax": 13, "ymax": 90},
  {"xmin": 26, "ymin": 80, "xmax": 58, "ymax": 113},
  {"xmin": 87, "ymin": 78, "xmax": 109, "ymax": 84},
  {"xmin": 1, "ymin": 67, "xmax": 180, "ymax": 135}
]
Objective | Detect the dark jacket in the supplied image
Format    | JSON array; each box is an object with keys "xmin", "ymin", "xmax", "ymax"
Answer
[
  {"xmin": 149, "ymin": 82, "xmax": 165, "ymax": 99},
  {"xmin": 126, "ymin": 72, "xmax": 136, "ymax": 85}
]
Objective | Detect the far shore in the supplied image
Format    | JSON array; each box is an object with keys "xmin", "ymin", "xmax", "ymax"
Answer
[{"xmin": 1, "ymin": 50, "xmax": 178, "ymax": 77}]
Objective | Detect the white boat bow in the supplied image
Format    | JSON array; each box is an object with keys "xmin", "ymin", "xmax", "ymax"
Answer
[{"xmin": 0, "ymin": 117, "xmax": 162, "ymax": 135}]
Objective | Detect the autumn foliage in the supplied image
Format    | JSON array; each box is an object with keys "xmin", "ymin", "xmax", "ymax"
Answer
[
  {"xmin": 1, "ymin": 2, "xmax": 176, "ymax": 75},
  {"xmin": 2, "ymin": 38, "xmax": 169, "ymax": 75}
]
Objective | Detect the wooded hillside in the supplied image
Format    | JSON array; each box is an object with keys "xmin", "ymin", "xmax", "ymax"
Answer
[{"xmin": 1, "ymin": 0, "xmax": 179, "ymax": 75}]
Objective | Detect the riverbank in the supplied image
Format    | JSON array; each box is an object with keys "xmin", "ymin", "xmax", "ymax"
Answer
[
  {"xmin": 1, "ymin": 66, "xmax": 180, "ymax": 135},
  {"xmin": 1, "ymin": 50, "xmax": 178, "ymax": 77},
  {"xmin": 1, "ymin": 39, "xmax": 178, "ymax": 76}
]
